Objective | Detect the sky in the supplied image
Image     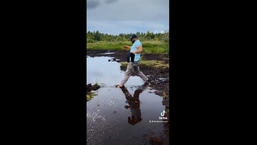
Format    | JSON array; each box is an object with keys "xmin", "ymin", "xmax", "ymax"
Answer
[{"xmin": 87, "ymin": 0, "xmax": 169, "ymax": 35}]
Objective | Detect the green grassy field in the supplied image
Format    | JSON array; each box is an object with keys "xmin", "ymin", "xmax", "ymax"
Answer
[{"xmin": 86, "ymin": 40, "xmax": 169, "ymax": 54}]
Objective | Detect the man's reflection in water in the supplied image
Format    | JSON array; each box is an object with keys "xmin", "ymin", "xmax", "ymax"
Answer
[{"xmin": 118, "ymin": 82, "xmax": 149, "ymax": 125}]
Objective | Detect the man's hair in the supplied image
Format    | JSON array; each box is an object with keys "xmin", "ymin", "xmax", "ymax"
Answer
[{"xmin": 130, "ymin": 34, "xmax": 137, "ymax": 41}]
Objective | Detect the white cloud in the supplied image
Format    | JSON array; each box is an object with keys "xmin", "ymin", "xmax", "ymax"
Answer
[{"xmin": 87, "ymin": 0, "xmax": 169, "ymax": 35}]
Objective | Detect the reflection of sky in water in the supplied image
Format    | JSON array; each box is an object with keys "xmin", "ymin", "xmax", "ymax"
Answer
[
  {"xmin": 87, "ymin": 56, "xmax": 168, "ymax": 145},
  {"xmin": 87, "ymin": 56, "xmax": 144, "ymax": 86},
  {"xmin": 87, "ymin": 86, "xmax": 165, "ymax": 145}
]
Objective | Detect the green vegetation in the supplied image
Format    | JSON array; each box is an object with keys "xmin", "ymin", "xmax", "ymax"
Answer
[
  {"xmin": 87, "ymin": 92, "xmax": 97, "ymax": 101},
  {"xmin": 86, "ymin": 82, "xmax": 101, "ymax": 101},
  {"xmin": 86, "ymin": 31, "xmax": 169, "ymax": 54},
  {"xmin": 162, "ymin": 92, "xmax": 168, "ymax": 99},
  {"xmin": 141, "ymin": 41, "xmax": 169, "ymax": 54},
  {"xmin": 86, "ymin": 41, "xmax": 131, "ymax": 51}
]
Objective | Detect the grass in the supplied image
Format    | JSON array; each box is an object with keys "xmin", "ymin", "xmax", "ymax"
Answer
[
  {"xmin": 141, "ymin": 40, "xmax": 169, "ymax": 54},
  {"xmin": 87, "ymin": 92, "xmax": 97, "ymax": 101},
  {"xmin": 86, "ymin": 41, "xmax": 129, "ymax": 51},
  {"xmin": 86, "ymin": 82, "xmax": 100, "ymax": 101},
  {"xmin": 86, "ymin": 40, "xmax": 169, "ymax": 54}
]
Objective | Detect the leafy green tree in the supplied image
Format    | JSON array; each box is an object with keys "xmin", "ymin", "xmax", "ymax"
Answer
[{"xmin": 86, "ymin": 30, "xmax": 169, "ymax": 42}]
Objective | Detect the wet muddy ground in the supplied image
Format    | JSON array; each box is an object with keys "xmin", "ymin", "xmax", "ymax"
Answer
[
  {"xmin": 87, "ymin": 50, "xmax": 170, "ymax": 97},
  {"xmin": 86, "ymin": 50, "xmax": 170, "ymax": 145}
]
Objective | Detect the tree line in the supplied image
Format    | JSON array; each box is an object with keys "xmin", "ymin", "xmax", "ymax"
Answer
[{"xmin": 87, "ymin": 31, "xmax": 169, "ymax": 43}]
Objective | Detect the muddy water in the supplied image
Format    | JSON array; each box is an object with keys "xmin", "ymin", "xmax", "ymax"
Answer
[{"xmin": 87, "ymin": 55, "xmax": 169, "ymax": 145}]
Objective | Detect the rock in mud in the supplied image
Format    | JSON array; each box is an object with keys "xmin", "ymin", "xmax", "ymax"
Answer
[{"xmin": 87, "ymin": 83, "xmax": 101, "ymax": 92}]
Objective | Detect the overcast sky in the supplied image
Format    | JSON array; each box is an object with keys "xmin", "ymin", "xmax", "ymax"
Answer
[{"xmin": 87, "ymin": 0, "xmax": 169, "ymax": 35}]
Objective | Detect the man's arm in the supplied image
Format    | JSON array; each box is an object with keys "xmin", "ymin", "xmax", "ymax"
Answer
[
  {"xmin": 132, "ymin": 46, "xmax": 143, "ymax": 54},
  {"xmin": 123, "ymin": 45, "xmax": 131, "ymax": 49}
]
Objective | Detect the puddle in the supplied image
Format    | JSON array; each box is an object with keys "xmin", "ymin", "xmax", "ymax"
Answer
[{"xmin": 87, "ymin": 56, "xmax": 169, "ymax": 145}]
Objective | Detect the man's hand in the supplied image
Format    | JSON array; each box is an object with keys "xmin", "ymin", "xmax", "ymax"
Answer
[{"xmin": 123, "ymin": 45, "xmax": 131, "ymax": 49}]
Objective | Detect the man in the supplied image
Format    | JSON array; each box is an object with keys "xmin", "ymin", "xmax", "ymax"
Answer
[
  {"xmin": 119, "ymin": 82, "xmax": 149, "ymax": 125},
  {"xmin": 116, "ymin": 34, "xmax": 149, "ymax": 88}
]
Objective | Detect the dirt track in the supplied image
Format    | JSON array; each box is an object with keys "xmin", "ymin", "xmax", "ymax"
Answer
[{"xmin": 87, "ymin": 50, "xmax": 170, "ymax": 96}]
